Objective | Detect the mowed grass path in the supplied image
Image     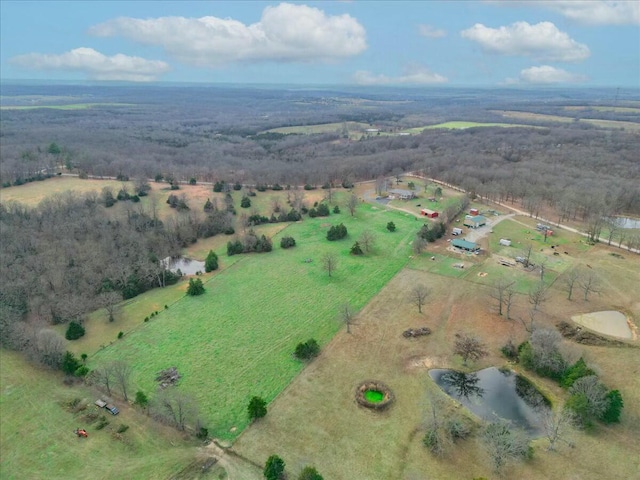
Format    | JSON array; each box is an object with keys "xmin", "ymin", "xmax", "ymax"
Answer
[
  {"xmin": 0, "ymin": 352, "xmax": 198, "ymax": 480},
  {"xmin": 90, "ymin": 204, "xmax": 416, "ymax": 440}
]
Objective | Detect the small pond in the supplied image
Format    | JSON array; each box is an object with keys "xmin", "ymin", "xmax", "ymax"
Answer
[
  {"xmin": 611, "ymin": 216, "xmax": 640, "ymax": 229},
  {"xmin": 571, "ymin": 311, "xmax": 633, "ymax": 339},
  {"xmin": 162, "ymin": 256, "xmax": 205, "ymax": 275},
  {"xmin": 429, "ymin": 367, "xmax": 549, "ymax": 435}
]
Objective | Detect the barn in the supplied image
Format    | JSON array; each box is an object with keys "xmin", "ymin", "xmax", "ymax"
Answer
[
  {"xmin": 469, "ymin": 208, "xmax": 479, "ymax": 216},
  {"xmin": 463, "ymin": 215, "xmax": 487, "ymax": 229},
  {"xmin": 452, "ymin": 239, "xmax": 480, "ymax": 252},
  {"xmin": 420, "ymin": 208, "xmax": 439, "ymax": 218}
]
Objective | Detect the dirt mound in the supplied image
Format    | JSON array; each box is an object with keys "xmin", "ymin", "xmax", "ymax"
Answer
[
  {"xmin": 556, "ymin": 321, "xmax": 628, "ymax": 347},
  {"xmin": 402, "ymin": 327, "xmax": 431, "ymax": 338}
]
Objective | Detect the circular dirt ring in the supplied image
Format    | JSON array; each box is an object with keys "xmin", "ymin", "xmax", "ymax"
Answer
[{"xmin": 355, "ymin": 381, "xmax": 395, "ymax": 410}]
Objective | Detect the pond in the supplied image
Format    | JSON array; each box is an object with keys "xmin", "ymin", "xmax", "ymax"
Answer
[
  {"xmin": 571, "ymin": 311, "xmax": 633, "ymax": 339},
  {"xmin": 429, "ymin": 367, "xmax": 549, "ymax": 435},
  {"xmin": 610, "ymin": 217, "xmax": 640, "ymax": 229},
  {"xmin": 162, "ymin": 256, "xmax": 205, "ymax": 275}
]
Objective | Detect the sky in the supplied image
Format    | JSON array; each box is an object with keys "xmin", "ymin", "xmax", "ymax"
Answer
[{"xmin": 1, "ymin": 1, "xmax": 639, "ymax": 87}]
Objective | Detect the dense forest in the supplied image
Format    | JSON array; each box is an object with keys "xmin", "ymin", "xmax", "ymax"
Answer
[{"xmin": 1, "ymin": 83, "xmax": 639, "ymax": 366}]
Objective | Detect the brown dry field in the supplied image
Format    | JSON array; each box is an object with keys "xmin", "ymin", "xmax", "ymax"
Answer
[{"xmin": 234, "ymin": 236, "xmax": 640, "ymax": 479}]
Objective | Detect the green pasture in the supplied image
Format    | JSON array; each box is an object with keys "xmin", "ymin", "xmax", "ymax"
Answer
[
  {"xmin": 0, "ymin": 103, "xmax": 134, "ymax": 111},
  {"xmin": 0, "ymin": 351, "xmax": 198, "ymax": 480},
  {"xmin": 89, "ymin": 204, "xmax": 417, "ymax": 441},
  {"xmin": 407, "ymin": 252, "xmax": 471, "ymax": 278},
  {"xmin": 564, "ymin": 106, "xmax": 640, "ymax": 114},
  {"xmin": 398, "ymin": 121, "xmax": 532, "ymax": 134}
]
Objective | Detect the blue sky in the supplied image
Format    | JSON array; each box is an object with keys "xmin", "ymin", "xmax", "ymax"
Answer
[{"xmin": 1, "ymin": 1, "xmax": 638, "ymax": 86}]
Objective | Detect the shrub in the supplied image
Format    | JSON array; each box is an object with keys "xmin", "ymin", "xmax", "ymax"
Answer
[
  {"xmin": 134, "ymin": 391, "xmax": 149, "ymax": 409},
  {"xmin": 118, "ymin": 331, "xmax": 124, "ymax": 339},
  {"xmin": 65, "ymin": 321, "xmax": 85, "ymax": 340},
  {"xmin": 601, "ymin": 390, "xmax": 623, "ymax": 423},
  {"xmin": 350, "ymin": 242, "xmax": 364, "ymax": 255},
  {"xmin": 294, "ymin": 339, "xmax": 320, "ymax": 360},
  {"xmin": 333, "ymin": 205, "xmax": 340, "ymax": 214},
  {"xmin": 62, "ymin": 351, "xmax": 81, "ymax": 375},
  {"xmin": 248, "ymin": 396, "xmax": 267, "ymax": 421},
  {"xmin": 240, "ymin": 196, "xmax": 251, "ymax": 208},
  {"xmin": 447, "ymin": 417, "xmax": 472, "ymax": 439},
  {"xmin": 280, "ymin": 236, "xmax": 296, "ymax": 249},
  {"xmin": 264, "ymin": 455, "xmax": 285, "ymax": 480},
  {"xmin": 95, "ymin": 416, "xmax": 109, "ymax": 430},
  {"xmin": 386, "ymin": 221, "xmax": 396, "ymax": 232},
  {"xmin": 204, "ymin": 250, "xmax": 219, "ymax": 272},
  {"xmin": 561, "ymin": 358, "xmax": 595, "ymax": 388},
  {"xmin": 316, "ymin": 203, "xmax": 330, "ymax": 216},
  {"xmin": 189, "ymin": 178, "xmax": 197, "ymax": 185},
  {"xmin": 117, "ymin": 424, "xmax": 129, "ymax": 433},
  {"xmin": 75, "ymin": 366, "xmax": 90, "ymax": 377},
  {"xmin": 298, "ymin": 466, "xmax": 323, "ymax": 480},
  {"xmin": 327, "ymin": 223, "xmax": 348, "ymax": 241},
  {"xmin": 500, "ymin": 340, "xmax": 518, "ymax": 360},
  {"xmin": 186, "ymin": 278, "xmax": 205, "ymax": 296},
  {"xmin": 196, "ymin": 426, "xmax": 209, "ymax": 440}
]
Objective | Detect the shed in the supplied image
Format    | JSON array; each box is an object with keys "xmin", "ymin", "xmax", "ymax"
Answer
[
  {"xmin": 388, "ymin": 189, "xmax": 415, "ymax": 200},
  {"xmin": 499, "ymin": 239, "xmax": 512, "ymax": 247},
  {"xmin": 105, "ymin": 404, "xmax": 119, "ymax": 415},
  {"xmin": 463, "ymin": 215, "xmax": 487, "ymax": 228},
  {"xmin": 452, "ymin": 239, "xmax": 479, "ymax": 251},
  {"xmin": 95, "ymin": 399, "xmax": 107, "ymax": 408},
  {"xmin": 452, "ymin": 227, "xmax": 463, "ymax": 236},
  {"xmin": 420, "ymin": 208, "xmax": 439, "ymax": 218},
  {"xmin": 469, "ymin": 208, "xmax": 479, "ymax": 216}
]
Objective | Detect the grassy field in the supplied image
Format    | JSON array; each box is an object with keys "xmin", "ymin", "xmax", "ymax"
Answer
[
  {"xmin": 263, "ymin": 121, "xmax": 370, "ymax": 138},
  {"xmin": 234, "ymin": 239, "xmax": 640, "ymax": 479},
  {"xmin": 564, "ymin": 106, "xmax": 640, "ymax": 114},
  {"xmin": 89, "ymin": 203, "xmax": 418, "ymax": 441},
  {"xmin": 0, "ymin": 351, "xmax": 210, "ymax": 480},
  {"xmin": 400, "ymin": 121, "xmax": 535, "ymax": 133},
  {"xmin": 0, "ymin": 103, "xmax": 134, "ymax": 110},
  {"xmin": 492, "ymin": 110, "xmax": 640, "ymax": 132}
]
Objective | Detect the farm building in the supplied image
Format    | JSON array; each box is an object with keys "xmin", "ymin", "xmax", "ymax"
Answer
[
  {"xmin": 469, "ymin": 208, "xmax": 479, "ymax": 216},
  {"xmin": 388, "ymin": 189, "xmax": 416, "ymax": 200},
  {"xmin": 452, "ymin": 239, "xmax": 480, "ymax": 252},
  {"xmin": 420, "ymin": 209, "xmax": 439, "ymax": 218},
  {"xmin": 452, "ymin": 227, "xmax": 463, "ymax": 236},
  {"xmin": 499, "ymin": 239, "xmax": 512, "ymax": 247},
  {"xmin": 463, "ymin": 215, "xmax": 487, "ymax": 228}
]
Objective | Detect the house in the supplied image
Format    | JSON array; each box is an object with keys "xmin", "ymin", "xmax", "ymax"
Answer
[
  {"xmin": 420, "ymin": 208, "xmax": 439, "ymax": 218},
  {"xmin": 388, "ymin": 189, "xmax": 415, "ymax": 200},
  {"xmin": 452, "ymin": 239, "xmax": 480, "ymax": 252},
  {"xmin": 469, "ymin": 208, "xmax": 479, "ymax": 216},
  {"xmin": 452, "ymin": 227, "xmax": 463, "ymax": 236},
  {"xmin": 499, "ymin": 239, "xmax": 512, "ymax": 247},
  {"xmin": 463, "ymin": 215, "xmax": 487, "ymax": 229}
]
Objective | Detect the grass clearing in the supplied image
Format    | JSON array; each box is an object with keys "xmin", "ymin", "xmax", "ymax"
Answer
[
  {"xmin": 0, "ymin": 351, "xmax": 201, "ymax": 480},
  {"xmin": 263, "ymin": 121, "xmax": 370, "ymax": 138},
  {"xmin": 89, "ymin": 204, "xmax": 417, "ymax": 441},
  {"xmin": 492, "ymin": 110, "xmax": 640, "ymax": 132}
]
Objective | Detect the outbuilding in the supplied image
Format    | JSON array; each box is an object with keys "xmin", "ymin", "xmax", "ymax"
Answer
[
  {"xmin": 452, "ymin": 227, "xmax": 463, "ymax": 236},
  {"xmin": 452, "ymin": 239, "xmax": 480, "ymax": 252},
  {"xmin": 499, "ymin": 239, "xmax": 512, "ymax": 247},
  {"xmin": 420, "ymin": 208, "xmax": 439, "ymax": 218},
  {"xmin": 463, "ymin": 215, "xmax": 487, "ymax": 228},
  {"xmin": 469, "ymin": 208, "xmax": 479, "ymax": 216}
]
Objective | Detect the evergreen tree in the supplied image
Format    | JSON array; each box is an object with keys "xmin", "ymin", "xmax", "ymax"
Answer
[
  {"xmin": 248, "ymin": 396, "xmax": 267, "ymax": 421},
  {"xmin": 204, "ymin": 250, "xmax": 219, "ymax": 272},
  {"xmin": 264, "ymin": 455, "xmax": 285, "ymax": 480},
  {"xmin": 186, "ymin": 278, "xmax": 205, "ymax": 296}
]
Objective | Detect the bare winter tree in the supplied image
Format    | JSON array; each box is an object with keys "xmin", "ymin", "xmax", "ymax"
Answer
[
  {"xmin": 539, "ymin": 407, "xmax": 577, "ymax": 452},
  {"xmin": 99, "ymin": 291, "xmax": 122, "ymax": 322},
  {"xmin": 520, "ymin": 243, "xmax": 534, "ymax": 268},
  {"xmin": 503, "ymin": 284, "xmax": 516, "ymax": 320},
  {"xmin": 409, "ymin": 284, "xmax": 429, "ymax": 314},
  {"xmin": 323, "ymin": 187, "xmax": 334, "ymax": 204},
  {"xmin": 32, "ymin": 329, "xmax": 65, "ymax": 368},
  {"xmin": 453, "ymin": 333, "xmax": 488, "ymax": 366},
  {"xmin": 156, "ymin": 389, "xmax": 198, "ymax": 431},
  {"xmin": 111, "ymin": 360, "xmax": 133, "ymax": 401},
  {"xmin": 528, "ymin": 281, "xmax": 549, "ymax": 313},
  {"xmin": 321, "ymin": 252, "xmax": 338, "ymax": 278},
  {"xmin": 490, "ymin": 279, "xmax": 515, "ymax": 316},
  {"xmin": 562, "ymin": 269, "xmax": 581, "ymax": 301},
  {"xmin": 347, "ymin": 193, "xmax": 358, "ymax": 216},
  {"xmin": 90, "ymin": 364, "xmax": 115, "ymax": 396},
  {"xmin": 358, "ymin": 230, "xmax": 376, "ymax": 254},
  {"xmin": 481, "ymin": 421, "xmax": 531, "ymax": 472},
  {"xmin": 339, "ymin": 302, "xmax": 356, "ymax": 334},
  {"xmin": 423, "ymin": 393, "xmax": 451, "ymax": 456},
  {"xmin": 568, "ymin": 375, "xmax": 610, "ymax": 421},
  {"xmin": 579, "ymin": 270, "xmax": 601, "ymax": 301},
  {"xmin": 413, "ymin": 236, "xmax": 427, "ymax": 255}
]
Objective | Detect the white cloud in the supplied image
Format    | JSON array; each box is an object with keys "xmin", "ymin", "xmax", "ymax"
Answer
[
  {"xmin": 418, "ymin": 24, "xmax": 446, "ymax": 38},
  {"xmin": 461, "ymin": 21, "xmax": 590, "ymax": 62},
  {"xmin": 507, "ymin": 65, "xmax": 588, "ymax": 84},
  {"xmin": 353, "ymin": 65, "xmax": 447, "ymax": 85},
  {"xmin": 487, "ymin": 1, "xmax": 640, "ymax": 26},
  {"xmin": 89, "ymin": 3, "xmax": 367, "ymax": 66},
  {"xmin": 10, "ymin": 47, "xmax": 170, "ymax": 81}
]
